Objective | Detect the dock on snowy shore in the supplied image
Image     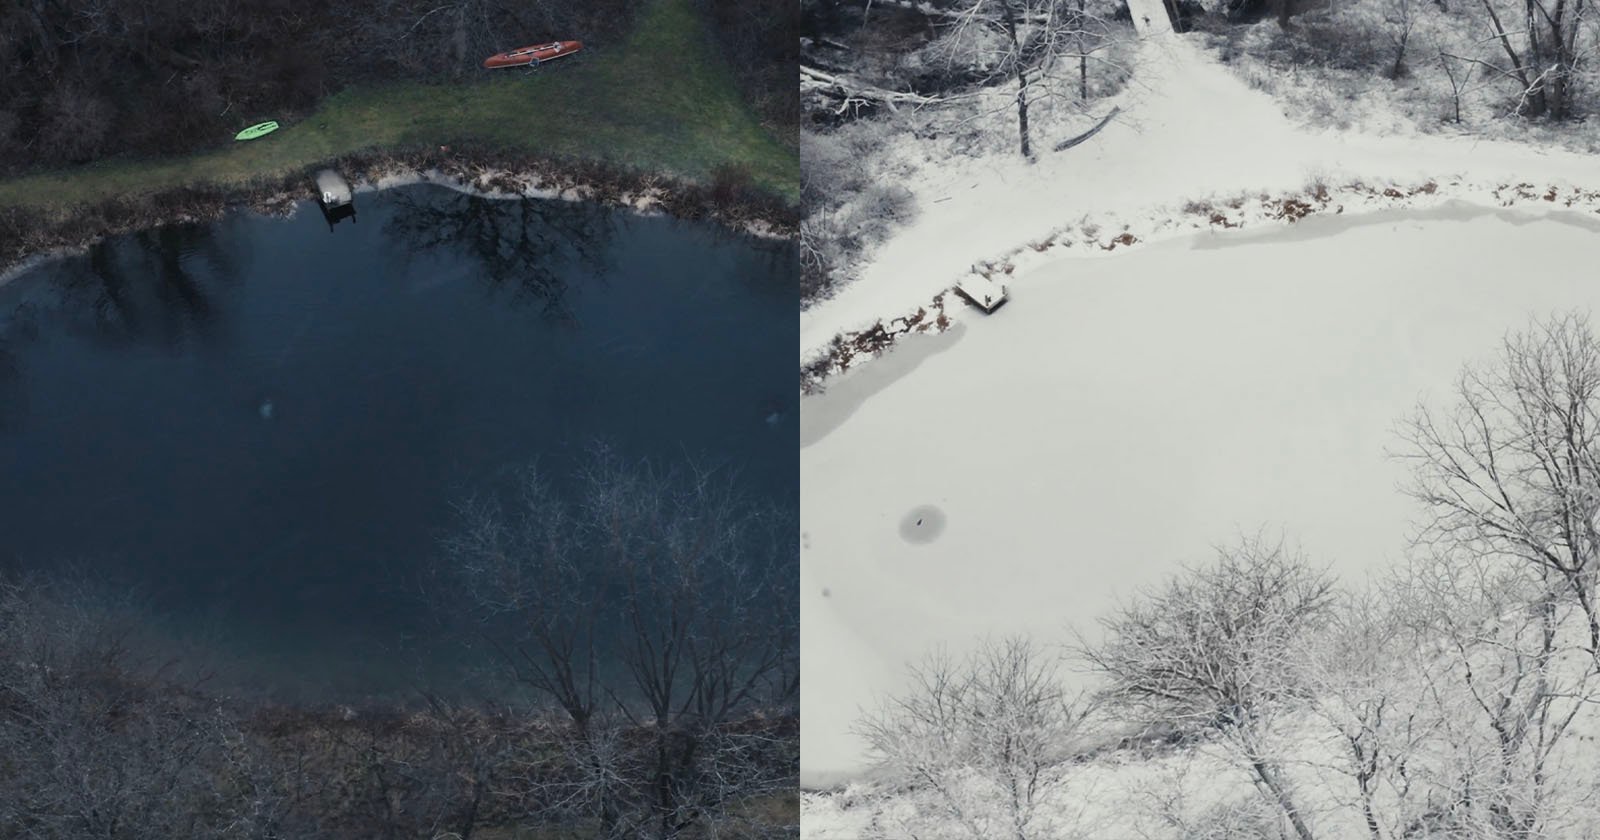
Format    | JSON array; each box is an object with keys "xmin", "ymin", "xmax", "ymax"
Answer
[
  {"xmin": 314, "ymin": 169, "xmax": 356, "ymax": 231},
  {"xmin": 956, "ymin": 271, "xmax": 1007, "ymax": 313}
]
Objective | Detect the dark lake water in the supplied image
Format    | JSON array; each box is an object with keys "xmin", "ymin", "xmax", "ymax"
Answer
[{"xmin": 0, "ymin": 184, "xmax": 797, "ymax": 699}]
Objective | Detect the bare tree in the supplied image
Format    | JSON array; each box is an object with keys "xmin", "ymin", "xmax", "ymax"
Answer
[
  {"xmin": 0, "ymin": 567, "xmax": 795, "ymax": 839},
  {"xmin": 1383, "ymin": 0, "xmax": 1420, "ymax": 77},
  {"xmin": 1397, "ymin": 312, "xmax": 1600, "ymax": 664},
  {"xmin": 412, "ymin": 692, "xmax": 514, "ymax": 840},
  {"xmin": 37, "ymin": 85, "xmax": 113, "ymax": 164},
  {"xmin": 579, "ymin": 449, "xmax": 797, "ymax": 838},
  {"xmin": 1466, "ymin": 0, "xmax": 1590, "ymax": 117},
  {"xmin": 443, "ymin": 465, "xmax": 600, "ymax": 732},
  {"xmin": 856, "ymin": 636, "xmax": 1091, "ymax": 840},
  {"xmin": 1130, "ymin": 756, "xmax": 1287, "ymax": 840},
  {"xmin": 441, "ymin": 447, "xmax": 797, "ymax": 839},
  {"xmin": 934, "ymin": 0, "xmax": 1121, "ymax": 157},
  {"xmin": 1394, "ymin": 319, "xmax": 1600, "ymax": 833},
  {"xmin": 1299, "ymin": 586, "xmax": 1439, "ymax": 840},
  {"xmin": 1387, "ymin": 547, "xmax": 1599, "ymax": 839},
  {"xmin": 1077, "ymin": 536, "xmax": 1334, "ymax": 840},
  {"xmin": 0, "ymin": 576, "xmax": 264, "ymax": 840},
  {"xmin": 1437, "ymin": 46, "xmax": 1478, "ymax": 123}
]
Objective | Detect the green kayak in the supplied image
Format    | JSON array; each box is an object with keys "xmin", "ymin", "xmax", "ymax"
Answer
[{"xmin": 235, "ymin": 121, "xmax": 280, "ymax": 141}]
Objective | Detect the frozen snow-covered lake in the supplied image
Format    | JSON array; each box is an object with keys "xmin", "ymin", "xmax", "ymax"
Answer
[{"xmin": 799, "ymin": 204, "xmax": 1600, "ymax": 786}]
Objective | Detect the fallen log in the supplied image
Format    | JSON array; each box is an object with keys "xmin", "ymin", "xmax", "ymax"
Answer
[
  {"xmin": 801, "ymin": 65, "xmax": 942, "ymax": 112},
  {"xmin": 1053, "ymin": 106, "xmax": 1121, "ymax": 152}
]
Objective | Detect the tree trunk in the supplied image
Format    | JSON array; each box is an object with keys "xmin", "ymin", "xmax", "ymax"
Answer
[
  {"xmin": 1015, "ymin": 68, "xmax": 1032, "ymax": 158},
  {"xmin": 1362, "ymin": 798, "xmax": 1382, "ymax": 840},
  {"xmin": 1252, "ymin": 759, "xmax": 1316, "ymax": 840},
  {"xmin": 1000, "ymin": 2, "xmax": 1032, "ymax": 158},
  {"xmin": 1549, "ymin": 60, "xmax": 1569, "ymax": 120},
  {"xmin": 452, "ymin": 7, "xmax": 468, "ymax": 75},
  {"xmin": 459, "ymin": 779, "xmax": 482, "ymax": 840},
  {"xmin": 1576, "ymin": 574, "xmax": 1600, "ymax": 662},
  {"xmin": 1481, "ymin": 0, "xmax": 1535, "ymax": 109},
  {"xmin": 1389, "ymin": 30, "xmax": 1409, "ymax": 78},
  {"xmin": 1078, "ymin": 0, "xmax": 1089, "ymax": 101},
  {"xmin": 1358, "ymin": 766, "xmax": 1382, "ymax": 840},
  {"xmin": 1522, "ymin": 0, "xmax": 1549, "ymax": 115}
]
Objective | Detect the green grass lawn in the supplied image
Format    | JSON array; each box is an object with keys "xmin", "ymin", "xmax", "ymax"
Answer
[{"xmin": 0, "ymin": 0, "xmax": 795, "ymax": 222}]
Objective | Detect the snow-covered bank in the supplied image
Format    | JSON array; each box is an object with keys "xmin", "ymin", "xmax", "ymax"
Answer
[
  {"xmin": 799, "ymin": 34, "xmax": 1600, "ymax": 365},
  {"xmin": 801, "ymin": 179, "xmax": 1600, "ymax": 388},
  {"xmin": 799, "ymin": 208, "xmax": 1600, "ymax": 786}
]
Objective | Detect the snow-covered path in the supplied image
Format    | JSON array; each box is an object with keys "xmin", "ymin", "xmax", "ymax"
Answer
[
  {"xmin": 800, "ymin": 34, "xmax": 1600, "ymax": 361},
  {"xmin": 799, "ymin": 34, "xmax": 1600, "ymax": 789}
]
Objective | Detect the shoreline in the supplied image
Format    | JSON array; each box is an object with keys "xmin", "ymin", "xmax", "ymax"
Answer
[
  {"xmin": 0, "ymin": 144, "xmax": 798, "ymax": 289},
  {"xmin": 799, "ymin": 177, "xmax": 1600, "ymax": 393}
]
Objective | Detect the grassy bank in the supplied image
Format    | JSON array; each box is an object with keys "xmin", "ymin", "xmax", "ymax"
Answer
[{"xmin": 0, "ymin": 0, "xmax": 794, "ymax": 225}]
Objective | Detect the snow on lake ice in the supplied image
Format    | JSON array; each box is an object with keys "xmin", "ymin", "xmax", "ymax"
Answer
[{"xmin": 799, "ymin": 204, "xmax": 1600, "ymax": 786}]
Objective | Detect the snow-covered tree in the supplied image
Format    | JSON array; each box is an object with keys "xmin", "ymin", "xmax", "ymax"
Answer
[
  {"xmin": 1299, "ymin": 585, "xmax": 1439, "ymax": 840},
  {"xmin": 1471, "ymin": 0, "xmax": 1590, "ymax": 117},
  {"xmin": 1397, "ymin": 311, "xmax": 1600, "ymax": 665},
  {"xmin": 1387, "ymin": 546, "xmax": 1600, "ymax": 839},
  {"xmin": 930, "ymin": 0, "xmax": 1123, "ymax": 156},
  {"xmin": 1079, "ymin": 536, "xmax": 1334, "ymax": 840},
  {"xmin": 856, "ymin": 636, "xmax": 1091, "ymax": 840}
]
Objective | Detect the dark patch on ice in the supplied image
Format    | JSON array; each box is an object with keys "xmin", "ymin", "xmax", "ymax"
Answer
[
  {"xmin": 899, "ymin": 505, "xmax": 947, "ymax": 545},
  {"xmin": 800, "ymin": 324, "xmax": 966, "ymax": 449}
]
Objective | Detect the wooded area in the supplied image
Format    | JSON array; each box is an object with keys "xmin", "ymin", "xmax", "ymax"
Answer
[
  {"xmin": 698, "ymin": 0, "xmax": 802, "ymax": 134},
  {"xmin": 0, "ymin": 0, "xmax": 794, "ymax": 175},
  {"xmin": 799, "ymin": 0, "xmax": 1132, "ymax": 306},
  {"xmin": 0, "ymin": 450, "xmax": 798, "ymax": 839},
  {"xmin": 851, "ymin": 313, "xmax": 1600, "ymax": 840},
  {"xmin": 1200, "ymin": 0, "xmax": 1600, "ymax": 123}
]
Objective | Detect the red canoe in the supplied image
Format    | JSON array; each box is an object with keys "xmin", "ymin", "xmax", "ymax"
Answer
[{"xmin": 483, "ymin": 41, "xmax": 583, "ymax": 69}]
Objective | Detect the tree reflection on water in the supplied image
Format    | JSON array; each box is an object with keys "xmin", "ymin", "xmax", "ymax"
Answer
[
  {"xmin": 0, "ymin": 335, "xmax": 22, "ymax": 432},
  {"xmin": 382, "ymin": 190, "xmax": 618, "ymax": 321},
  {"xmin": 54, "ymin": 223, "xmax": 235, "ymax": 350},
  {"xmin": 0, "ymin": 224, "xmax": 237, "ymax": 430}
]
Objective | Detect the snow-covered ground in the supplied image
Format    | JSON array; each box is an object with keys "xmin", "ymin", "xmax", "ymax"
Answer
[
  {"xmin": 799, "ymin": 34, "xmax": 1600, "ymax": 364},
  {"xmin": 801, "ymin": 732, "xmax": 1343, "ymax": 839},
  {"xmin": 800, "ymin": 30, "xmax": 1600, "ymax": 791}
]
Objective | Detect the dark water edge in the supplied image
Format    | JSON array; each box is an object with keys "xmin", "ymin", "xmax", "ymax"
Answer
[
  {"xmin": 0, "ymin": 145, "xmax": 799, "ymax": 285},
  {"xmin": 0, "ymin": 183, "xmax": 797, "ymax": 705}
]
